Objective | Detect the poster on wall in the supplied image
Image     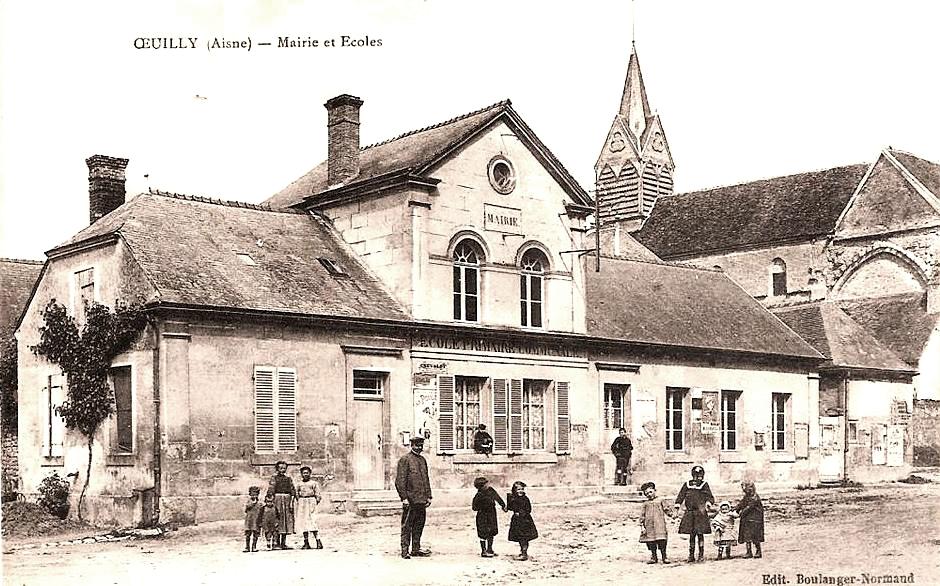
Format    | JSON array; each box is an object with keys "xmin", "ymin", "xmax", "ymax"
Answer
[
  {"xmin": 413, "ymin": 381, "xmax": 438, "ymax": 443},
  {"xmin": 700, "ymin": 390, "xmax": 719, "ymax": 432},
  {"xmin": 871, "ymin": 424, "xmax": 887, "ymax": 466},
  {"xmin": 632, "ymin": 388, "xmax": 657, "ymax": 439},
  {"xmin": 886, "ymin": 424, "xmax": 905, "ymax": 467}
]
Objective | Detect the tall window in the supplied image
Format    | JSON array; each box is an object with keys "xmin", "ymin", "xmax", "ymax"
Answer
[
  {"xmin": 522, "ymin": 380, "xmax": 547, "ymax": 450},
  {"xmin": 455, "ymin": 377, "xmax": 482, "ymax": 450},
  {"xmin": 604, "ymin": 384, "xmax": 628, "ymax": 429},
  {"xmin": 44, "ymin": 374, "xmax": 66, "ymax": 457},
  {"xmin": 254, "ymin": 366, "xmax": 297, "ymax": 453},
  {"xmin": 665, "ymin": 388, "xmax": 686, "ymax": 451},
  {"xmin": 771, "ymin": 393, "xmax": 790, "ymax": 451},
  {"xmin": 771, "ymin": 258, "xmax": 787, "ymax": 297},
  {"xmin": 720, "ymin": 390, "xmax": 740, "ymax": 451},
  {"xmin": 110, "ymin": 366, "xmax": 133, "ymax": 453},
  {"xmin": 453, "ymin": 240, "xmax": 481, "ymax": 322},
  {"xmin": 519, "ymin": 249, "xmax": 547, "ymax": 328}
]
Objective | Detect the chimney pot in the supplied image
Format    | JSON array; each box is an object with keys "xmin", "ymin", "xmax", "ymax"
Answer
[
  {"xmin": 86, "ymin": 155, "xmax": 129, "ymax": 224},
  {"xmin": 324, "ymin": 94, "xmax": 363, "ymax": 186}
]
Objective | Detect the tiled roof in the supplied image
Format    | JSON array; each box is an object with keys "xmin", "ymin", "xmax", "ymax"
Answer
[
  {"xmin": 0, "ymin": 258, "xmax": 44, "ymax": 340},
  {"xmin": 266, "ymin": 100, "xmax": 590, "ymax": 209},
  {"xmin": 584, "ymin": 257, "xmax": 821, "ymax": 359},
  {"xmin": 838, "ymin": 292, "xmax": 939, "ymax": 368},
  {"xmin": 633, "ymin": 164, "xmax": 868, "ymax": 258},
  {"xmin": 889, "ymin": 150, "xmax": 940, "ymax": 198},
  {"xmin": 52, "ymin": 192, "xmax": 408, "ymax": 321},
  {"xmin": 772, "ymin": 302, "xmax": 914, "ymax": 372}
]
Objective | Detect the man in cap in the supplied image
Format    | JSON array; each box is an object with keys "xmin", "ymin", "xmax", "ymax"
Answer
[{"xmin": 395, "ymin": 436, "xmax": 433, "ymax": 559}]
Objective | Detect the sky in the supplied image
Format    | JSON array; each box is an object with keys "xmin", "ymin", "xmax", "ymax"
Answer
[{"xmin": 1, "ymin": 0, "xmax": 938, "ymax": 260}]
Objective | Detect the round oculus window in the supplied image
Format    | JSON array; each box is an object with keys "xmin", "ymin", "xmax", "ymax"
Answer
[{"xmin": 487, "ymin": 156, "xmax": 516, "ymax": 194}]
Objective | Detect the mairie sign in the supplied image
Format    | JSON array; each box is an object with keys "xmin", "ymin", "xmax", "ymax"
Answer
[{"xmin": 483, "ymin": 203, "xmax": 522, "ymax": 234}]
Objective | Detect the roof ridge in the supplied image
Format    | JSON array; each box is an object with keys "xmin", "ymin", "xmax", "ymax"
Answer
[
  {"xmin": 360, "ymin": 99, "xmax": 511, "ymax": 150},
  {"xmin": 0, "ymin": 257, "xmax": 44, "ymax": 265},
  {"xmin": 597, "ymin": 254, "xmax": 721, "ymax": 273},
  {"xmin": 674, "ymin": 162, "xmax": 868, "ymax": 198},
  {"xmin": 886, "ymin": 148, "xmax": 940, "ymax": 166},
  {"xmin": 147, "ymin": 188, "xmax": 305, "ymax": 214}
]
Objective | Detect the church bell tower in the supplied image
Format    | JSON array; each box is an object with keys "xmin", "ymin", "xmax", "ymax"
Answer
[{"xmin": 595, "ymin": 44, "xmax": 674, "ymax": 236}]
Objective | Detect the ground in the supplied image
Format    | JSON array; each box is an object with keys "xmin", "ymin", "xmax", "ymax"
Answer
[{"xmin": 3, "ymin": 481, "xmax": 940, "ymax": 586}]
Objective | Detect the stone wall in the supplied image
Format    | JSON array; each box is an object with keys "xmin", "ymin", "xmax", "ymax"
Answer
[{"xmin": 912, "ymin": 399, "xmax": 940, "ymax": 466}]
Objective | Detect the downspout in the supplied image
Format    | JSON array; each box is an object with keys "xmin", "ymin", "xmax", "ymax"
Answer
[
  {"xmin": 842, "ymin": 373, "xmax": 849, "ymax": 485},
  {"xmin": 150, "ymin": 317, "xmax": 162, "ymax": 526}
]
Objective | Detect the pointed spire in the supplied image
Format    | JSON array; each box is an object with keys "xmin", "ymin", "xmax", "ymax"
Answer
[{"xmin": 618, "ymin": 45, "xmax": 652, "ymax": 142}]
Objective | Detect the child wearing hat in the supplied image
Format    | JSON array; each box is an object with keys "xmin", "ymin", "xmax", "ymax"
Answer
[
  {"xmin": 638, "ymin": 481, "xmax": 673, "ymax": 564},
  {"xmin": 506, "ymin": 480, "xmax": 538, "ymax": 561},
  {"xmin": 674, "ymin": 465, "xmax": 715, "ymax": 562},
  {"xmin": 472, "ymin": 476, "xmax": 506, "ymax": 557},
  {"xmin": 295, "ymin": 465, "xmax": 323, "ymax": 550},
  {"xmin": 243, "ymin": 486, "xmax": 262, "ymax": 552}
]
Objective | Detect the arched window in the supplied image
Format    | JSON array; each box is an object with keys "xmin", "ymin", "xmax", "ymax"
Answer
[
  {"xmin": 771, "ymin": 258, "xmax": 787, "ymax": 297},
  {"xmin": 519, "ymin": 248, "xmax": 548, "ymax": 328},
  {"xmin": 453, "ymin": 240, "xmax": 482, "ymax": 321}
]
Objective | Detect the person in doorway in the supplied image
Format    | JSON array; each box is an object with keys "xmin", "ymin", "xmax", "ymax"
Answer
[
  {"xmin": 638, "ymin": 481, "xmax": 672, "ymax": 564},
  {"xmin": 243, "ymin": 485, "xmax": 262, "ymax": 553},
  {"xmin": 472, "ymin": 476, "xmax": 506, "ymax": 557},
  {"xmin": 472, "ymin": 424, "xmax": 494, "ymax": 456},
  {"xmin": 610, "ymin": 428, "xmax": 634, "ymax": 486},
  {"xmin": 506, "ymin": 481, "xmax": 538, "ymax": 561},
  {"xmin": 395, "ymin": 436, "xmax": 433, "ymax": 559},
  {"xmin": 266, "ymin": 460, "xmax": 296, "ymax": 549},
  {"xmin": 674, "ymin": 465, "xmax": 715, "ymax": 562},
  {"xmin": 735, "ymin": 480, "xmax": 765, "ymax": 558},
  {"xmin": 295, "ymin": 465, "xmax": 323, "ymax": 550}
]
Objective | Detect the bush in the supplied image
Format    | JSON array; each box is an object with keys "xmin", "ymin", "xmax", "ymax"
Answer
[{"xmin": 37, "ymin": 472, "xmax": 71, "ymax": 519}]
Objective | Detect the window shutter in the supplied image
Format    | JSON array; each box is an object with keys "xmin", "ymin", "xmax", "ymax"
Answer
[
  {"xmin": 276, "ymin": 368, "xmax": 297, "ymax": 452},
  {"xmin": 509, "ymin": 379, "xmax": 523, "ymax": 453},
  {"xmin": 492, "ymin": 378, "xmax": 508, "ymax": 452},
  {"xmin": 438, "ymin": 375, "xmax": 455, "ymax": 452},
  {"xmin": 254, "ymin": 366, "xmax": 275, "ymax": 453},
  {"xmin": 50, "ymin": 376, "xmax": 65, "ymax": 457},
  {"xmin": 556, "ymin": 381, "xmax": 570, "ymax": 454}
]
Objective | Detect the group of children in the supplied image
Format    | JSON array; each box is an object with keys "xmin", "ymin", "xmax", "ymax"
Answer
[
  {"xmin": 241, "ymin": 463, "xmax": 763, "ymax": 564},
  {"xmin": 243, "ymin": 461, "xmax": 325, "ymax": 552},
  {"xmin": 639, "ymin": 465, "xmax": 766, "ymax": 564}
]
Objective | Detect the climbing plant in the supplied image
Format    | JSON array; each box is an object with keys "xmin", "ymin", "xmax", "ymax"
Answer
[
  {"xmin": 31, "ymin": 299, "xmax": 146, "ymax": 521},
  {"xmin": 0, "ymin": 336, "xmax": 17, "ymax": 428}
]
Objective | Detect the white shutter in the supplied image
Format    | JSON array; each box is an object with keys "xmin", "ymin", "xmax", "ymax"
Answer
[
  {"xmin": 438, "ymin": 375, "xmax": 455, "ymax": 452},
  {"xmin": 51, "ymin": 378, "xmax": 65, "ymax": 457},
  {"xmin": 276, "ymin": 368, "xmax": 297, "ymax": 452},
  {"xmin": 509, "ymin": 379, "xmax": 523, "ymax": 453},
  {"xmin": 254, "ymin": 366, "xmax": 275, "ymax": 453},
  {"xmin": 492, "ymin": 379, "xmax": 508, "ymax": 453},
  {"xmin": 555, "ymin": 381, "xmax": 570, "ymax": 454}
]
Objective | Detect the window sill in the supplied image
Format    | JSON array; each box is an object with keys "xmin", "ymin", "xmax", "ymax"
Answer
[
  {"xmin": 719, "ymin": 451, "xmax": 749, "ymax": 463},
  {"xmin": 352, "ymin": 395, "xmax": 384, "ymax": 402},
  {"xmin": 769, "ymin": 452, "xmax": 796, "ymax": 463},
  {"xmin": 249, "ymin": 453, "xmax": 300, "ymax": 467},
  {"xmin": 448, "ymin": 453, "xmax": 559, "ymax": 464},
  {"xmin": 106, "ymin": 454, "xmax": 137, "ymax": 467},
  {"xmin": 663, "ymin": 452, "xmax": 694, "ymax": 464},
  {"xmin": 40, "ymin": 457, "xmax": 64, "ymax": 467}
]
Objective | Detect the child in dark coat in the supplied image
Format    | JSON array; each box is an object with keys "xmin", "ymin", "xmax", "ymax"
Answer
[
  {"xmin": 472, "ymin": 476, "xmax": 506, "ymax": 557},
  {"xmin": 736, "ymin": 480, "xmax": 765, "ymax": 558},
  {"xmin": 506, "ymin": 481, "xmax": 538, "ymax": 561},
  {"xmin": 674, "ymin": 465, "xmax": 715, "ymax": 563},
  {"xmin": 243, "ymin": 486, "xmax": 262, "ymax": 552},
  {"xmin": 261, "ymin": 494, "xmax": 279, "ymax": 550}
]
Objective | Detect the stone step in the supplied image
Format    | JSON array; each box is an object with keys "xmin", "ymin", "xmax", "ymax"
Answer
[
  {"xmin": 349, "ymin": 490, "xmax": 402, "ymax": 517},
  {"xmin": 601, "ymin": 485, "xmax": 646, "ymax": 502}
]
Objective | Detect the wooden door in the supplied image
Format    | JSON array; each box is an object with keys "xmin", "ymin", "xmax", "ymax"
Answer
[
  {"xmin": 353, "ymin": 399, "xmax": 385, "ymax": 489},
  {"xmin": 819, "ymin": 417, "xmax": 843, "ymax": 482}
]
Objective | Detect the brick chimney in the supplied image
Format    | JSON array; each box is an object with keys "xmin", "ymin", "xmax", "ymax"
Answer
[
  {"xmin": 86, "ymin": 155, "xmax": 129, "ymax": 224},
  {"xmin": 324, "ymin": 94, "xmax": 363, "ymax": 186}
]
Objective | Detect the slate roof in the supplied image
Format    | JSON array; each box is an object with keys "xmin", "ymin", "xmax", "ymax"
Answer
[
  {"xmin": 889, "ymin": 150, "xmax": 940, "ymax": 198},
  {"xmin": 584, "ymin": 257, "xmax": 821, "ymax": 359},
  {"xmin": 772, "ymin": 302, "xmax": 914, "ymax": 373},
  {"xmin": 633, "ymin": 164, "xmax": 868, "ymax": 258},
  {"xmin": 0, "ymin": 258, "xmax": 44, "ymax": 340},
  {"xmin": 837, "ymin": 292, "xmax": 939, "ymax": 368},
  {"xmin": 51, "ymin": 192, "xmax": 409, "ymax": 321},
  {"xmin": 266, "ymin": 100, "xmax": 590, "ymax": 209}
]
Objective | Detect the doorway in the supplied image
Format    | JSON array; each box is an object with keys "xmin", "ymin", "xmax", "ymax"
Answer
[{"xmin": 352, "ymin": 398, "xmax": 385, "ymax": 490}]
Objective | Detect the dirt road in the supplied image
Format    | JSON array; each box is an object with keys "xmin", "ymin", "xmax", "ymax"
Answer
[{"xmin": 4, "ymin": 482, "xmax": 940, "ymax": 585}]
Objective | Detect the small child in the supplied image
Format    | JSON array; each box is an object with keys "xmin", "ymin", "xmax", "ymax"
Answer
[
  {"xmin": 506, "ymin": 481, "xmax": 538, "ymax": 561},
  {"xmin": 472, "ymin": 476, "xmax": 506, "ymax": 557},
  {"xmin": 735, "ymin": 480, "xmax": 765, "ymax": 558},
  {"xmin": 710, "ymin": 500, "xmax": 737, "ymax": 560},
  {"xmin": 472, "ymin": 424, "xmax": 494, "ymax": 456},
  {"xmin": 295, "ymin": 465, "xmax": 323, "ymax": 550},
  {"xmin": 261, "ymin": 494, "xmax": 279, "ymax": 550},
  {"xmin": 674, "ymin": 465, "xmax": 715, "ymax": 563},
  {"xmin": 243, "ymin": 486, "xmax": 262, "ymax": 552},
  {"xmin": 638, "ymin": 481, "xmax": 672, "ymax": 564}
]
